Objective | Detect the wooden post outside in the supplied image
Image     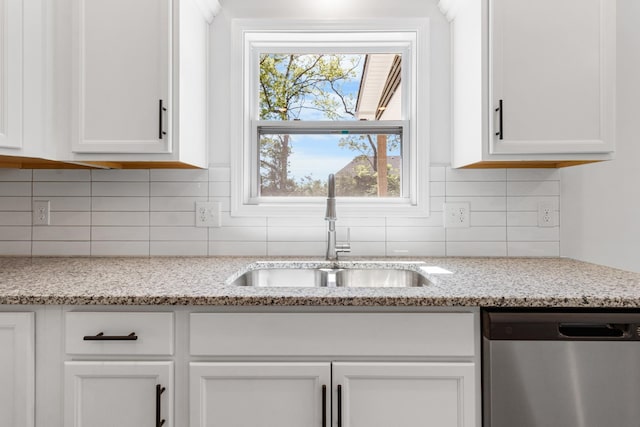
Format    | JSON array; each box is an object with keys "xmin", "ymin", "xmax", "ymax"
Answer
[{"xmin": 377, "ymin": 134, "xmax": 388, "ymax": 196}]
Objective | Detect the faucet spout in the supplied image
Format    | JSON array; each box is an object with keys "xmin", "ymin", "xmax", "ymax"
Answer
[{"xmin": 325, "ymin": 174, "xmax": 350, "ymax": 261}]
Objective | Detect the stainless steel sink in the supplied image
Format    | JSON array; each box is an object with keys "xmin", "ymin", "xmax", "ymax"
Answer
[
  {"xmin": 231, "ymin": 268, "xmax": 328, "ymax": 287},
  {"xmin": 335, "ymin": 268, "xmax": 429, "ymax": 287},
  {"xmin": 230, "ymin": 264, "xmax": 431, "ymax": 288}
]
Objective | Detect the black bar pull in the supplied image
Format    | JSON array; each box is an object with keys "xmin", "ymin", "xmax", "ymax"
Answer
[
  {"xmin": 495, "ymin": 99, "xmax": 503, "ymax": 140},
  {"xmin": 83, "ymin": 332, "xmax": 138, "ymax": 341},
  {"xmin": 337, "ymin": 384, "xmax": 342, "ymax": 427},
  {"xmin": 156, "ymin": 384, "xmax": 166, "ymax": 427},
  {"xmin": 322, "ymin": 385, "xmax": 327, "ymax": 427},
  {"xmin": 559, "ymin": 323, "xmax": 628, "ymax": 338},
  {"xmin": 159, "ymin": 99, "xmax": 167, "ymax": 139}
]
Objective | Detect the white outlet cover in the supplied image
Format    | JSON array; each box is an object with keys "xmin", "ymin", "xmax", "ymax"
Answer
[
  {"xmin": 195, "ymin": 201, "xmax": 221, "ymax": 227},
  {"xmin": 33, "ymin": 200, "xmax": 50, "ymax": 226},
  {"xmin": 443, "ymin": 202, "xmax": 470, "ymax": 228},
  {"xmin": 537, "ymin": 201, "xmax": 556, "ymax": 227}
]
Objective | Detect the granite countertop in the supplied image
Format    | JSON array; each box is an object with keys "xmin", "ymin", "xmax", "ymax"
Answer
[{"xmin": 0, "ymin": 256, "xmax": 639, "ymax": 307}]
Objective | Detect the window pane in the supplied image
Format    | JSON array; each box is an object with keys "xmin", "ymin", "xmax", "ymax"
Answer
[
  {"xmin": 259, "ymin": 132, "xmax": 402, "ymax": 197},
  {"xmin": 259, "ymin": 53, "xmax": 402, "ymax": 122}
]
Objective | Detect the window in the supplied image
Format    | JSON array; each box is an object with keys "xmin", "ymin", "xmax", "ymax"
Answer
[{"xmin": 231, "ymin": 20, "xmax": 429, "ymax": 217}]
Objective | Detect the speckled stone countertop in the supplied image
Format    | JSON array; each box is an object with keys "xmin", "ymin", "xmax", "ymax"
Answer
[{"xmin": 0, "ymin": 256, "xmax": 639, "ymax": 307}]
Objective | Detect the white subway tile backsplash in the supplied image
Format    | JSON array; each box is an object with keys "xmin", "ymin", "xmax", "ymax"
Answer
[
  {"xmin": 0, "ymin": 226, "xmax": 31, "ymax": 240},
  {"xmin": 33, "ymin": 182, "xmax": 90, "ymax": 197},
  {"xmin": 33, "ymin": 170, "xmax": 90, "ymax": 182},
  {"xmin": 48, "ymin": 197, "xmax": 91, "ymax": 212},
  {"xmin": 209, "ymin": 241, "xmax": 267, "ymax": 256},
  {"xmin": 92, "ymin": 226, "xmax": 150, "ymax": 241},
  {"xmin": 150, "ymin": 226, "xmax": 208, "ymax": 241},
  {"xmin": 92, "ymin": 197, "xmax": 149, "ymax": 212},
  {"xmin": 386, "ymin": 226, "xmax": 445, "ymax": 242},
  {"xmin": 210, "ymin": 226, "xmax": 268, "ymax": 242},
  {"xmin": 447, "ymin": 242, "xmax": 507, "ymax": 257},
  {"xmin": 150, "ymin": 197, "xmax": 205, "ymax": 212},
  {"xmin": 209, "ymin": 182, "xmax": 231, "ymax": 198},
  {"xmin": 150, "ymin": 182, "xmax": 207, "ymax": 197},
  {"xmin": 0, "ymin": 165, "xmax": 562, "ymax": 258},
  {"xmin": 0, "ymin": 182, "xmax": 31, "ymax": 196},
  {"xmin": 507, "ymin": 169, "xmax": 560, "ymax": 181},
  {"xmin": 0, "ymin": 169, "xmax": 32, "ymax": 181},
  {"xmin": 507, "ymin": 241, "xmax": 560, "ymax": 257},
  {"xmin": 507, "ymin": 181, "xmax": 560, "ymax": 196},
  {"xmin": 209, "ymin": 167, "xmax": 231, "ymax": 182},
  {"xmin": 386, "ymin": 241, "xmax": 446, "ymax": 257},
  {"xmin": 150, "ymin": 212, "xmax": 194, "ymax": 227},
  {"xmin": 32, "ymin": 226, "xmax": 90, "ymax": 241},
  {"xmin": 92, "ymin": 182, "xmax": 150, "ymax": 197},
  {"xmin": 0, "ymin": 241, "xmax": 31, "ymax": 255},
  {"xmin": 150, "ymin": 241, "xmax": 208, "ymax": 256},
  {"xmin": 507, "ymin": 196, "xmax": 559, "ymax": 212},
  {"xmin": 446, "ymin": 168, "xmax": 506, "ymax": 182},
  {"xmin": 92, "ymin": 211, "xmax": 150, "ymax": 226},
  {"xmin": 150, "ymin": 169, "xmax": 208, "ymax": 182},
  {"xmin": 446, "ymin": 227, "xmax": 506, "ymax": 242},
  {"xmin": 92, "ymin": 170, "xmax": 150, "ymax": 182},
  {"xmin": 446, "ymin": 196, "xmax": 507, "ymax": 212},
  {"xmin": 507, "ymin": 226, "xmax": 560, "ymax": 242},
  {"xmin": 50, "ymin": 212, "xmax": 91, "ymax": 226},
  {"xmin": 0, "ymin": 197, "xmax": 32, "ymax": 211},
  {"xmin": 446, "ymin": 181, "xmax": 506, "ymax": 197},
  {"xmin": 0, "ymin": 212, "xmax": 31, "ymax": 226},
  {"xmin": 92, "ymin": 241, "xmax": 150, "ymax": 256},
  {"xmin": 32, "ymin": 241, "xmax": 90, "ymax": 256}
]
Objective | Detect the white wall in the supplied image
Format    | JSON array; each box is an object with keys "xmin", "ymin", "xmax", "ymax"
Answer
[{"xmin": 561, "ymin": 0, "xmax": 640, "ymax": 273}]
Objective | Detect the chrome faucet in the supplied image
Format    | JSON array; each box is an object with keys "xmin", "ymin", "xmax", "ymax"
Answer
[{"xmin": 325, "ymin": 174, "xmax": 351, "ymax": 261}]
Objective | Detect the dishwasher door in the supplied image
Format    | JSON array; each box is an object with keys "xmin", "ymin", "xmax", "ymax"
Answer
[{"xmin": 483, "ymin": 311, "xmax": 640, "ymax": 427}]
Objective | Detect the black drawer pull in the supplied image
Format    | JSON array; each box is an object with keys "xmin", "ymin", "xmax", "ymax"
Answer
[
  {"xmin": 495, "ymin": 99, "xmax": 504, "ymax": 140},
  {"xmin": 322, "ymin": 385, "xmax": 327, "ymax": 427},
  {"xmin": 337, "ymin": 384, "xmax": 342, "ymax": 427},
  {"xmin": 83, "ymin": 332, "xmax": 138, "ymax": 341},
  {"xmin": 159, "ymin": 99, "xmax": 167, "ymax": 139},
  {"xmin": 156, "ymin": 384, "xmax": 166, "ymax": 427}
]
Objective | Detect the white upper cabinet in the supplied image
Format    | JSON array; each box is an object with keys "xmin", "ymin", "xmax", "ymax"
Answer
[
  {"xmin": 63, "ymin": 0, "xmax": 220, "ymax": 168},
  {"xmin": 440, "ymin": 0, "xmax": 616, "ymax": 168},
  {"xmin": 0, "ymin": 0, "xmax": 23, "ymax": 152}
]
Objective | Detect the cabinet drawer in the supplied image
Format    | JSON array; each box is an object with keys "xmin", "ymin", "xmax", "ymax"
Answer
[
  {"xmin": 190, "ymin": 312, "xmax": 475, "ymax": 357},
  {"xmin": 65, "ymin": 312, "xmax": 174, "ymax": 356}
]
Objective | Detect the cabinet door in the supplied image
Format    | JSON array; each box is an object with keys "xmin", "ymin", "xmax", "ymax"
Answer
[
  {"xmin": 333, "ymin": 362, "xmax": 476, "ymax": 427},
  {"xmin": 0, "ymin": 313, "xmax": 34, "ymax": 427},
  {"xmin": 190, "ymin": 362, "xmax": 330, "ymax": 427},
  {"xmin": 64, "ymin": 361, "xmax": 173, "ymax": 427},
  {"xmin": 490, "ymin": 0, "xmax": 615, "ymax": 155},
  {"xmin": 71, "ymin": 0, "xmax": 171, "ymax": 154},
  {"xmin": 0, "ymin": 0, "xmax": 23, "ymax": 151}
]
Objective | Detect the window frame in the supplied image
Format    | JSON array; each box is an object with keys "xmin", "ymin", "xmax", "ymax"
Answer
[{"xmin": 230, "ymin": 19, "xmax": 430, "ymax": 217}]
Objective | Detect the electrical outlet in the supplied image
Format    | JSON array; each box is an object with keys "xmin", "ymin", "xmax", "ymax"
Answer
[
  {"xmin": 195, "ymin": 201, "xmax": 221, "ymax": 227},
  {"xmin": 444, "ymin": 202, "xmax": 470, "ymax": 228},
  {"xmin": 33, "ymin": 200, "xmax": 50, "ymax": 226},
  {"xmin": 537, "ymin": 202, "xmax": 556, "ymax": 227}
]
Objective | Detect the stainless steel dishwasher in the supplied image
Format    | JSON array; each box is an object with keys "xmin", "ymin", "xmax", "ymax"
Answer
[{"xmin": 483, "ymin": 311, "xmax": 640, "ymax": 427}]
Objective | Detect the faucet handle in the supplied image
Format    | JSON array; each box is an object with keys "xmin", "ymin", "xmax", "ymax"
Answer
[{"xmin": 337, "ymin": 227, "xmax": 351, "ymax": 254}]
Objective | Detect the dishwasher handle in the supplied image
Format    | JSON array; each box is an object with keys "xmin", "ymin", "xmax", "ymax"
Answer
[{"xmin": 559, "ymin": 323, "xmax": 629, "ymax": 338}]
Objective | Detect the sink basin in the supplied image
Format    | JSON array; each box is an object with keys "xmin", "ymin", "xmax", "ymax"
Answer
[
  {"xmin": 335, "ymin": 268, "xmax": 428, "ymax": 287},
  {"xmin": 231, "ymin": 268, "xmax": 328, "ymax": 287},
  {"xmin": 230, "ymin": 264, "xmax": 431, "ymax": 288}
]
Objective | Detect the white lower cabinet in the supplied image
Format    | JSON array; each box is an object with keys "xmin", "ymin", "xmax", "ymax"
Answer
[
  {"xmin": 190, "ymin": 362, "xmax": 330, "ymax": 427},
  {"xmin": 0, "ymin": 312, "xmax": 35, "ymax": 427},
  {"xmin": 334, "ymin": 362, "xmax": 476, "ymax": 427},
  {"xmin": 64, "ymin": 361, "xmax": 173, "ymax": 427}
]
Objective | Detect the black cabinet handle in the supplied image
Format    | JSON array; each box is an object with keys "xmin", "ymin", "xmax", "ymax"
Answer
[
  {"xmin": 337, "ymin": 384, "xmax": 342, "ymax": 427},
  {"xmin": 159, "ymin": 99, "xmax": 167, "ymax": 139},
  {"xmin": 156, "ymin": 384, "xmax": 166, "ymax": 427},
  {"xmin": 495, "ymin": 99, "xmax": 503, "ymax": 140},
  {"xmin": 322, "ymin": 385, "xmax": 327, "ymax": 427},
  {"xmin": 83, "ymin": 332, "xmax": 138, "ymax": 341}
]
